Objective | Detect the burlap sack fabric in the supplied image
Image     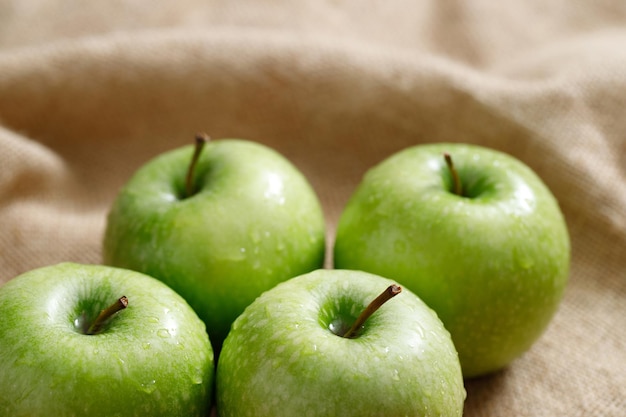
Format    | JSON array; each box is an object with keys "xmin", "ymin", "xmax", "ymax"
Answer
[{"xmin": 1, "ymin": 2, "xmax": 625, "ymax": 416}]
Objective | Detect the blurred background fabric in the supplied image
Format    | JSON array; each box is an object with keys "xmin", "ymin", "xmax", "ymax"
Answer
[{"xmin": 1, "ymin": 1, "xmax": 625, "ymax": 415}]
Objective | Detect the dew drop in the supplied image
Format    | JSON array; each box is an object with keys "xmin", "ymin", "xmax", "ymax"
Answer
[
  {"xmin": 73, "ymin": 317, "xmax": 84, "ymax": 331},
  {"xmin": 140, "ymin": 380, "xmax": 157, "ymax": 394},
  {"xmin": 392, "ymin": 369, "xmax": 400, "ymax": 381},
  {"xmin": 225, "ymin": 247, "xmax": 247, "ymax": 261},
  {"xmin": 191, "ymin": 369, "xmax": 204, "ymax": 385},
  {"xmin": 414, "ymin": 324, "xmax": 425, "ymax": 338},
  {"xmin": 514, "ymin": 247, "xmax": 535, "ymax": 269},
  {"xmin": 157, "ymin": 329, "xmax": 171, "ymax": 338}
]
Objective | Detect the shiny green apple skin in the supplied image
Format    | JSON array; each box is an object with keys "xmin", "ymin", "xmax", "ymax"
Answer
[
  {"xmin": 333, "ymin": 143, "xmax": 570, "ymax": 378},
  {"xmin": 217, "ymin": 269, "xmax": 466, "ymax": 417},
  {"xmin": 0, "ymin": 262, "xmax": 214, "ymax": 417},
  {"xmin": 103, "ymin": 139, "xmax": 326, "ymax": 350}
]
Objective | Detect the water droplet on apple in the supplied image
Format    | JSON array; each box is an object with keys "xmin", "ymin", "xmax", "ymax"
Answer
[
  {"xmin": 147, "ymin": 316, "xmax": 160, "ymax": 324},
  {"xmin": 518, "ymin": 256, "xmax": 534, "ymax": 269},
  {"xmin": 224, "ymin": 247, "xmax": 247, "ymax": 261},
  {"xmin": 328, "ymin": 320, "xmax": 346, "ymax": 336},
  {"xmin": 157, "ymin": 329, "xmax": 171, "ymax": 338},
  {"xmin": 411, "ymin": 324, "xmax": 425, "ymax": 340},
  {"xmin": 142, "ymin": 342, "xmax": 152, "ymax": 350},
  {"xmin": 140, "ymin": 380, "xmax": 157, "ymax": 394},
  {"xmin": 418, "ymin": 347, "xmax": 426, "ymax": 359},
  {"xmin": 73, "ymin": 317, "xmax": 83, "ymax": 330},
  {"xmin": 191, "ymin": 368, "xmax": 204, "ymax": 385},
  {"xmin": 514, "ymin": 247, "xmax": 535, "ymax": 269},
  {"xmin": 392, "ymin": 369, "xmax": 400, "ymax": 381}
]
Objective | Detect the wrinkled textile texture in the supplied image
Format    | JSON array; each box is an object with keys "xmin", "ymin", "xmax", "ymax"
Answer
[{"xmin": 1, "ymin": 2, "xmax": 625, "ymax": 416}]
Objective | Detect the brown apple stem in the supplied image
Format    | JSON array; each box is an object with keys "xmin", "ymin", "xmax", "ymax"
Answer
[
  {"xmin": 87, "ymin": 296, "xmax": 129, "ymax": 335},
  {"xmin": 342, "ymin": 284, "xmax": 402, "ymax": 339},
  {"xmin": 185, "ymin": 133, "xmax": 209, "ymax": 198},
  {"xmin": 444, "ymin": 153, "xmax": 463, "ymax": 196}
]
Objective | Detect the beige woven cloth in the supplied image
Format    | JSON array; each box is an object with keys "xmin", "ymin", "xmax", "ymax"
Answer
[{"xmin": 1, "ymin": 2, "xmax": 625, "ymax": 416}]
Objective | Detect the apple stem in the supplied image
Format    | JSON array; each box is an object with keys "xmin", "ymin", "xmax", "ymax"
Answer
[
  {"xmin": 185, "ymin": 133, "xmax": 209, "ymax": 198},
  {"xmin": 444, "ymin": 153, "xmax": 463, "ymax": 196},
  {"xmin": 87, "ymin": 296, "xmax": 129, "ymax": 335},
  {"xmin": 342, "ymin": 285, "xmax": 402, "ymax": 339}
]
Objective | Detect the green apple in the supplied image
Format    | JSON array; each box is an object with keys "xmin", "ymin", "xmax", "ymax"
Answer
[
  {"xmin": 333, "ymin": 143, "xmax": 570, "ymax": 378},
  {"xmin": 103, "ymin": 136, "xmax": 326, "ymax": 350},
  {"xmin": 0, "ymin": 262, "xmax": 214, "ymax": 417},
  {"xmin": 217, "ymin": 269, "xmax": 466, "ymax": 417}
]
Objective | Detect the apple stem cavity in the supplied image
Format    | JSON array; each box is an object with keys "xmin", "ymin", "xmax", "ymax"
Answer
[
  {"xmin": 444, "ymin": 153, "xmax": 463, "ymax": 197},
  {"xmin": 185, "ymin": 133, "xmax": 209, "ymax": 198},
  {"xmin": 86, "ymin": 296, "xmax": 129, "ymax": 335},
  {"xmin": 342, "ymin": 284, "xmax": 402, "ymax": 339}
]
